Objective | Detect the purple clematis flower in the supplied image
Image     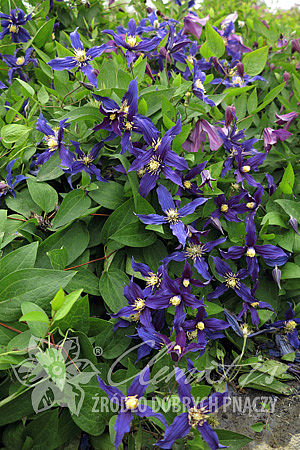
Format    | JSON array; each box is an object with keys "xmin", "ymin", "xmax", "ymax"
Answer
[
  {"xmin": 183, "ymin": 305, "xmax": 230, "ymax": 353},
  {"xmin": 263, "ymin": 127, "xmax": 291, "ymax": 152},
  {"xmin": 0, "ymin": 81, "xmax": 7, "ymax": 89},
  {"xmin": 2, "ymin": 47, "xmax": 37, "ymax": 84},
  {"xmin": 237, "ymin": 298, "xmax": 274, "ymax": 328},
  {"xmin": 128, "ymin": 119, "xmax": 188, "ymax": 197},
  {"xmin": 164, "ymin": 235, "xmax": 226, "ymax": 281},
  {"xmin": 204, "ymin": 192, "xmax": 247, "ymax": 233},
  {"xmin": 275, "ymin": 111, "xmax": 298, "ymax": 130},
  {"xmin": 177, "ymin": 261, "xmax": 211, "ymax": 291},
  {"xmin": 224, "ymin": 308, "xmax": 274, "ymax": 338},
  {"xmin": 136, "ymin": 184, "xmax": 207, "ymax": 246},
  {"xmin": 0, "ymin": 8, "xmax": 31, "ymax": 43},
  {"xmin": 266, "ymin": 303, "xmax": 300, "ymax": 349},
  {"xmin": 111, "ymin": 278, "xmax": 153, "ymax": 328},
  {"xmin": 48, "ymin": 28, "xmax": 108, "ymax": 87},
  {"xmin": 207, "ymin": 256, "xmax": 254, "ymax": 303},
  {"xmin": 183, "ymin": 119, "xmax": 223, "ymax": 153},
  {"xmin": 131, "ymin": 257, "xmax": 163, "ymax": 295},
  {"xmin": 98, "ymin": 366, "xmax": 167, "ymax": 449},
  {"xmin": 182, "ymin": 12, "xmax": 209, "ymax": 39},
  {"xmin": 240, "ymin": 185, "xmax": 263, "ymax": 215},
  {"xmin": 156, "ymin": 367, "xmax": 228, "ymax": 449},
  {"xmin": 33, "ymin": 114, "xmax": 70, "ymax": 166},
  {"xmin": 159, "ymin": 329, "xmax": 205, "ymax": 362},
  {"xmin": 60, "ymin": 140, "xmax": 107, "ymax": 188},
  {"xmin": 103, "ymin": 18, "xmax": 161, "ymax": 66},
  {"xmin": 219, "ymin": 215, "xmax": 288, "ymax": 281},
  {"xmin": 148, "ymin": 265, "xmax": 204, "ymax": 329},
  {"xmin": 192, "ymin": 67, "xmax": 215, "ymax": 107},
  {"xmin": 234, "ymin": 151, "xmax": 266, "ymax": 187},
  {"xmin": 177, "ymin": 162, "xmax": 207, "ymax": 196},
  {"xmin": 0, "ymin": 158, "xmax": 27, "ymax": 198}
]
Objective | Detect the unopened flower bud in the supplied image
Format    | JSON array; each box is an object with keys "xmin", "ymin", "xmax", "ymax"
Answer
[
  {"xmin": 292, "ymin": 39, "xmax": 300, "ymax": 54},
  {"xmin": 283, "ymin": 71, "xmax": 289, "ymax": 85},
  {"xmin": 81, "ymin": 82, "xmax": 94, "ymax": 91},
  {"xmin": 225, "ymin": 105, "xmax": 236, "ymax": 127},
  {"xmin": 92, "ymin": 69, "xmax": 99, "ymax": 76},
  {"xmin": 270, "ymin": 63, "xmax": 275, "ymax": 71},
  {"xmin": 289, "ymin": 216, "xmax": 300, "ymax": 236},
  {"xmin": 236, "ymin": 62, "xmax": 244, "ymax": 78},
  {"xmin": 272, "ymin": 265, "xmax": 281, "ymax": 290}
]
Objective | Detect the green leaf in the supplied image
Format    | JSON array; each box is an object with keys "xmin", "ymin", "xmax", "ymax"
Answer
[
  {"xmin": 0, "ymin": 242, "xmax": 38, "ymax": 278},
  {"xmin": 279, "ymin": 162, "xmax": 295, "ymax": 195},
  {"xmin": 32, "ymin": 18, "xmax": 56, "ymax": 47},
  {"xmin": 27, "ymin": 179, "xmax": 58, "ymax": 213},
  {"xmin": 239, "ymin": 372, "xmax": 295, "ymax": 394},
  {"xmin": 109, "ymin": 222, "xmax": 157, "ymax": 247},
  {"xmin": 247, "ymin": 88, "xmax": 258, "ymax": 113},
  {"xmin": 243, "ymin": 46, "xmax": 268, "ymax": 76},
  {"xmin": 275, "ymin": 199, "xmax": 300, "ymax": 222},
  {"xmin": 36, "ymin": 348, "xmax": 66, "ymax": 390},
  {"xmin": 205, "ymin": 24, "xmax": 225, "ymax": 58},
  {"xmin": 99, "ymin": 269, "xmax": 129, "ymax": 313},
  {"xmin": 16, "ymin": 79, "xmax": 35, "ymax": 96},
  {"xmin": 100, "ymin": 199, "xmax": 137, "ymax": 245},
  {"xmin": 51, "ymin": 288, "xmax": 65, "ymax": 311},
  {"xmin": 281, "ymin": 263, "xmax": 300, "ymax": 279},
  {"xmin": 51, "ymin": 190, "xmax": 91, "ymax": 229},
  {"xmin": 47, "ymin": 247, "xmax": 68, "ymax": 270},
  {"xmin": 251, "ymin": 83, "xmax": 285, "ymax": 114},
  {"xmin": 37, "ymin": 85, "xmax": 49, "ymax": 105},
  {"xmin": 58, "ymin": 106, "xmax": 101, "ymax": 123},
  {"xmin": 1, "ymin": 124, "xmax": 31, "ymax": 144},
  {"xmin": 88, "ymin": 181, "xmax": 124, "ymax": 210},
  {"xmin": 0, "ymin": 269, "xmax": 75, "ymax": 321},
  {"xmin": 52, "ymin": 289, "xmax": 83, "ymax": 322},
  {"xmin": 36, "ymin": 152, "xmax": 64, "ymax": 181},
  {"xmin": 19, "ymin": 310, "xmax": 49, "ymax": 324},
  {"xmin": 19, "ymin": 302, "xmax": 49, "ymax": 338},
  {"xmin": 215, "ymin": 429, "xmax": 252, "ymax": 449},
  {"xmin": 133, "ymin": 56, "xmax": 147, "ymax": 83},
  {"xmin": 52, "ymin": 294, "xmax": 89, "ymax": 334}
]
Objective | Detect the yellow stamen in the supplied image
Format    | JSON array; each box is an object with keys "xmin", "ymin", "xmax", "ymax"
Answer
[
  {"xmin": 183, "ymin": 278, "xmax": 190, "ymax": 288},
  {"xmin": 125, "ymin": 122, "xmax": 133, "ymax": 130},
  {"xmin": 247, "ymin": 202, "xmax": 255, "ymax": 209},
  {"xmin": 47, "ymin": 138, "xmax": 58, "ymax": 149},
  {"xmin": 109, "ymin": 114, "xmax": 116, "ymax": 120},
  {"xmin": 220, "ymin": 204, "xmax": 229, "ymax": 213},
  {"xmin": 197, "ymin": 321, "xmax": 205, "ymax": 331},
  {"xmin": 127, "ymin": 35, "xmax": 137, "ymax": 47},
  {"xmin": 173, "ymin": 345, "xmax": 182, "ymax": 354},
  {"xmin": 188, "ymin": 406, "xmax": 208, "ymax": 427},
  {"xmin": 183, "ymin": 180, "xmax": 192, "ymax": 189},
  {"xmin": 125, "ymin": 395, "xmax": 139, "ymax": 410},
  {"xmin": 9, "ymin": 24, "xmax": 19, "ymax": 33},
  {"xmin": 145, "ymin": 273, "xmax": 160, "ymax": 288},
  {"xmin": 185, "ymin": 244, "xmax": 204, "ymax": 261},
  {"xmin": 74, "ymin": 49, "xmax": 87, "ymax": 63},
  {"xmin": 195, "ymin": 79, "xmax": 206, "ymax": 92},
  {"xmin": 134, "ymin": 298, "xmax": 145, "ymax": 311},
  {"xmin": 233, "ymin": 76, "xmax": 243, "ymax": 85},
  {"xmin": 285, "ymin": 320, "xmax": 297, "ymax": 332},
  {"xmin": 242, "ymin": 165, "xmax": 251, "ymax": 173},
  {"xmin": 187, "ymin": 330, "xmax": 198, "ymax": 340},
  {"xmin": 147, "ymin": 158, "xmax": 161, "ymax": 174},
  {"xmin": 187, "ymin": 55, "xmax": 194, "ymax": 65},
  {"xmin": 130, "ymin": 312, "xmax": 141, "ymax": 322},
  {"xmin": 16, "ymin": 56, "xmax": 25, "ymax": 65},
  {"xmin": 170, "ymin": 295, "xmax": 181, "ymax": 306},
  {"xmin": 251, "ymin": 302, "xmax": 259, "ymax": 308},
  {"xmin": 165, "ymin": 208, "xmax": 179, "ymax": 224},
  {"xmin": 246, "ymin": 248, "xmax": 256, "ymax": 258}
]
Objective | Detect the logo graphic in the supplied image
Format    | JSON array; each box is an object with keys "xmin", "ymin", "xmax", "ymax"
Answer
[{"xmin": 12, "ymin": 336, "xmax": 99, "ymax": 415}]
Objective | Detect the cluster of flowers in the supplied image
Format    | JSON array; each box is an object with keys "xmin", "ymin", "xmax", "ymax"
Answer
[{"xmin": 1, "ymin": 6, "xmax": 300, "ymax": 449}]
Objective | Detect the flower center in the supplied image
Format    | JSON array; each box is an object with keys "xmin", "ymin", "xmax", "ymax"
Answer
[
  {"xmin": 130, "ymin": 312, "xmax": 141, "ymax": 322},
  {"xmin": 145, "ymin": 272, "xmax": 160, "ymax": 288},
  {"xmin": 74, "ymin": 49, "xmax": 87, "ymax": 63},
  {"xmin": 242, "ymin": 165, "xmax": 251, "ymax": 173},
  {"xmin": 165, "ymin": 208, "xmax": 179, "ymax": 224},
  {"xmin": 47, "ymin": 138, "xmax": 58, "ymax": 149},
  {"xmin": 109, "ymin": 113, "xmax": 116, "ymax": 120},
  {"xmin": 197, "ymin": 321, "xmax": 205, "ymax": 330},
  {"xmin": 170, "ymin": 295, "xmax": 181, "ymax": 306},
  {"xmin": 125, "ymin": 121, "xmax": 133, "ymax": 130},
  {"xmin": 220, "ymin": 204, "xmax": 229, "ymax": 212},
  {"xmin": 9, "ymin": 24, "xmax": 19, "ymax": 33},
  {"xmin": 241, "ymin": 323, "xmax": 251, "ymax": 336},
  {"xmin": 228, "ymin": 68, "xmax": 236, "ymax": 77},
  {"xmin": 187, "ymin": 55, "xmax": 194, "ymax": 65},
  {"xmin": 233, "ymin": 76, "xmax": 243, "ymax": 85},
  {"xmin": 120, "ymin": 100, "xmax": 129, "ymax": 114},
  {"xmin": 134, "ymin": 298, "xmax": 145, "ymax": 311},
  {"xmin": 225, "ymin": 273, "xmax": 240, "ymax": 289},
  {"xmin": 183, "ymin": 180, "xmax": 192, "ymax": 189},
  {"xmin": 80, "ymin": 155, "xmax": 93, "ymax": 165},
  {"xmin": 16, "ymin": 56, "xmax": 25, "ymax": 65},
  {"xmin": 125, "ymin": 395, "xmax": 139, "ymax": 410},
  {"xmin": 187, "ymin": 330, "xmax": 198, "ymax": 340},
  {"xmin": 127, "ymin": 35, "xmax": 137, "ymax": 47},
  {"xmin": 251, "ymin": 302, "xmax": 259, "ymax": 308},
  {"xmin": 152, "ymin": 138, "xmax": 161, "ymax": 151},
  {"xmin": 182, "ymin": 278, "xmax": 190, "ymax": 288},
  {"xmin": 147, "ymin": 157, "xmax": 161, "ymax": 174},
  {"xmin": 188, "ymin": 406, "xmax": 208, "ymax": 427},
  {"xmin": 246, "ymin": 202, "xmax": 255, "ymax": 209},
  {"xmin": 173, "ymin": 345, "xmax": 182, "ymax": 354},
  {"xmin": 285, "ymin": 320, "xmax": 297, "ymax": 332},
  {"xmin": 153, "ymin": 20, "xmax": 160, "ymax": 29},
  {"xmin": 246, "ymin": 248, "xmax": 256, "ymax": 258},
  {"xmin": 137, "ymin": 168, "xmax": 146, "ymax": 178},
  {"xmin": 185, "ymin": 244, "xmax": 204, "ymax": 261},
  {"xmin": 195, "ymin": 79, "xmax": 206, "ymax": 92}
]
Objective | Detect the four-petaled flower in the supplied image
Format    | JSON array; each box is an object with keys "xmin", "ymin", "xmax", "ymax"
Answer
[
  {"xmin": 0, "ymin": 8, "xmax": 31, "ymax": 43},
  {"xmin": 0, "ymin": 158, "xmax": 27, "ymax": 198},
  {"xmin": 266, "ymin": 303, "xmax": 300, "ymax": 349}
]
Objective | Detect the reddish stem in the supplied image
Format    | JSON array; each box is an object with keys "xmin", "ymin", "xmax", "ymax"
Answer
[
  {"xmin": 0, "ymin": 322, "xmax": 22, "ymax": 334},
  {"xmin": 64, "ymin": 250, "xmax": 116, "ymax": 271},
  {"xmin": 7, "ymin": 217, "xmax": 27, "ymax": 222}
]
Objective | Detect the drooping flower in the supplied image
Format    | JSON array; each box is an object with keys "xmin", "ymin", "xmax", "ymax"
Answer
[
  {"xmin": 147, "ymin": 265, "xmax": 204, "ymax": 329},
  {"xmin": 192, "ymin": 67, "xmax": 215, "ymax": 107},
  {"xmin": 183, "ymin": 305, "xmax": 230, "ymax": 353},
  {"xmin": 263, "ymin": 127, "xmax": 291, "ymax": 152},
  {"xmin": 33, "ymin": 114, "xmax": 70, "ymax": 166},
  {"xmin": 48, "ymin": 28, "xmax": 108, "ymax": 87},
  {"xmin": 207, "ymin": 256, "xmax": 254, "ymax": 303},
  {"xmin": 60, "ymin": 140, "xmax": 107, "ymax": 187},
  {"xmin": 0, "ymin": 158, "xmax": 27, "ymax": 199},
  {"xmin": 266, "ymin": 303, "xmax": 300, "ymax": 349},
  {"xmin": 237, "ymin": 298, "xmax": 274, "ymax": 328},
  {"xmin": 136, "ymin": 184, "xmax": 207, "ymax": 246},
  {"xmin": 182, "ymin": 12, "xmax": 209, "ymax": 39},
  {"xmin": 164, "ymin": 235, "xmax": 226, "ymax": 281},
  {"xmin": 159, "ymin": 329, "xmax": 205, "ymax": 361},
  {"xmin": 177, "ymin": 162, "xmax": 208, "ymax": 196},
  {"xmin": 98, "ymin": 366, "xmax": 167, "ymax": 449},
  {"xmin": 128, "ymin": 119, "xmax": 189, "ymax": 197},
  {"xmin": 264, "ymin": 174, "xmax": 277, "ymax": 196},
  {"xmin": 275, "ymin": 111, "xmax": 298, "ymax": 130},
  {"xmin": 0, "ymin": 8, "xmax": 31, "ymax": 43},
  {"xmin": 234, "ymin": 151, "xmax": 266, "ymax": 187},
  {"xmin": 219, "ymin": 215, "xmax": 288, "ymax": 282},
  {"xmin": 183, "ymin": 119, "xmax": 223, "ymax": 153},
  {"xmin": 204, "ymin": 192, "xmax": 247, "ymax": 231},
  {"xmin": 103, "ymin": 18, "xmax": 161, "ymax": 65},
  {"xmin": 156, "ymin": 367, "xmax": 228, "ymax": 449},
  {"xmin": 2, "ymin": 48, "xmax": 37, "ymax": 84}
]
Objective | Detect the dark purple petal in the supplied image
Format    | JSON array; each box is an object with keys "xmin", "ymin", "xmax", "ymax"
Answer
[
  {"xmin": 157, "ymin": 184, "xmax": 175, "ymax": 212},
  {"xmin": 219, "ymin": 246, "xmax": 246, "ymax": 259},
  {"xmin": 170, "ymin": 221, "xmax": 188, "ymax": 246},
  {"xmin": 136, "ymin": 213, "xmax": 165, "ymax": 225},
  {"xmin": 97, "ymin": 376, "xmax": 123, "ymax": 402},
  {"xmin": 211, "ymin": 257, "xmax": 232, "ymax": 278},
  {"xmin": 175, "ymin": 367, "xmax": 194, "ymax": 408},
  {"xmin": 155, "ymin": 413, "xmax": 190, "ymax": 449},
  {"xmin": 198, "ymin": 421, "xmax": 227, "ymax": 450},
  {"xmin": 178, "ymin": 197, "xmax": 208, "ymax": 217},
  {"xmin": 207, "ymin": 284, "xmax": 228, "ymax": 300},
  {"xmin": 115, "ymin": 411, "xmax": 133, "ymax": 449},
  {"xmin": 48, "ymin": 57, "xmax": 77, "ymax": 70},
  {"xmin": 70, "ymin": 28, "xmax": 83, "ymax": 50},
  {"xmin": 135, "ymin": 405, "xmax": 167, "ymax": 427},
  {"xmin": 128, "ymin": 365, "xmax": 150, "ymax": 398},
  {"xmin": 255, "ymin": 245, "xmax": 287, "ymax": 260}
]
